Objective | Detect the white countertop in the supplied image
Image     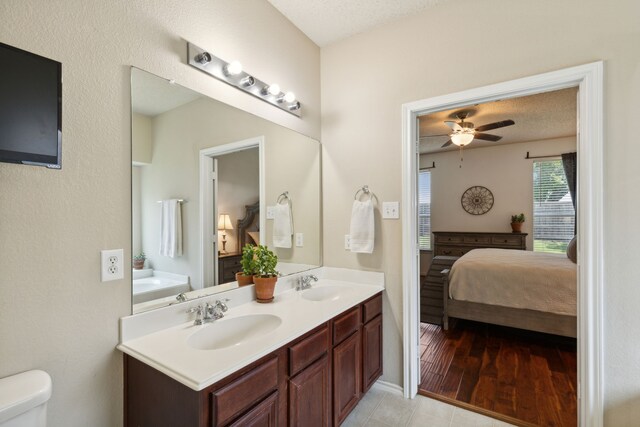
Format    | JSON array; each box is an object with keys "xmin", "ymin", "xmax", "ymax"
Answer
[{"xmin": 118, "ymin": 277, "xmax": 383, "ymax": 391}]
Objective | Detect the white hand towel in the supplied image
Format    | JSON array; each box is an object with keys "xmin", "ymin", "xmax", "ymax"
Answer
[
  {"xmin": 159, "ymin": 199, "xmax": 183, "ymax": 258},
  {"xmin": 349, "ymin": 199, "xmax": 374, "ymax": 253},
  {"xmin": 273, "ymin": 203, "xmax": 293, "ymax": 248}
]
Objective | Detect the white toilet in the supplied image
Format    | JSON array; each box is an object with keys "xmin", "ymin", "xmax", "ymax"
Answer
[{"xmin": 0, "ymin": 370, "xmax": 52, "ymax": 427}]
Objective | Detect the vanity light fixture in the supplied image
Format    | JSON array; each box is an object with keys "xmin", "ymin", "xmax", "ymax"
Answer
[{"xmin": 187, "ymin": 42, "xmax": 301, "ymax": 117}]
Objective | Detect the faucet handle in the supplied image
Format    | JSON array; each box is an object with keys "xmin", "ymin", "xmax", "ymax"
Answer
[
  {"xmin": 215, "ymin": 299, "xmax": 229, "ymax": 312},
  {"xmin": 187, "ymin": 305, "xmax": 204, "ymax": 325}
]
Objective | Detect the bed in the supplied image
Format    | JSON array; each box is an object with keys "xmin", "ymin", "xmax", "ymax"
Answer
[
  {"xmin": 441, "ymin": 248, "xmax": 577, "ymax": 337},
  {"xmin": 236, "ymin": 201, "xmax": 260, "ymax": 251}
]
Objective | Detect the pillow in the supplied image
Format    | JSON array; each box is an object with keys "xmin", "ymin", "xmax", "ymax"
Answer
[{"xmin": 566, "ymin": 236, "xmax": 577, "ymax": 263}]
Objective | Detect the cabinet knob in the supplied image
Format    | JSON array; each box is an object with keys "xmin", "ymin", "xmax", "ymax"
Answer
[
  {"xmin": 444, "ymin": 250, "xmax": 451, "ymax": 255},
  {"xmin": 474, "ymin": 239, "xmax": 478, "ymax": 242}
]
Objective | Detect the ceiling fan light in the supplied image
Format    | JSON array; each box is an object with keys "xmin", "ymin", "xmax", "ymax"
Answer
[{"xmin": 451, "ymin": 133, "xmax": 474, "ymax": 146}]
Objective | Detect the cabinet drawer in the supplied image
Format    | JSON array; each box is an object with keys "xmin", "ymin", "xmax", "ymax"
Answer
[
  {"xmin": 435, "ymin": 246, "xmax": 468, "ymax": 257},
  {"xmin": 463, "ymin": 235, "xmax": 490, "ymax": 245},
  {"xmin": 212, "ymin": 357, "xmax": 279, "ymax": 426},
  {"xmin": 289, "ymin": 327, "xmax": 329, "ymax": 376},
  {"xmin": 491, "ymin": 235, "xmax": 524, "ymax": 246},
  {"xmin": 333, "ymin": 306, "xmax": 361, "ymax": 345},
  {"xmin": 228, "ymin": 391, "xmax": 278, "ymax": 427},
  {"xmin": 362, "ymin": 294, "xmax": 382, "ymax": 324},
  {"xmin": 436, "ymin": 235, "xmax": 463, "ymax": 244}
]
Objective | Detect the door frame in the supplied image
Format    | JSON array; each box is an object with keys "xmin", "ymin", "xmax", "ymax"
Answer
[
  {"xmin": 199, "ymin": 136, "xmax": 265, "ymax": 288},
  {"xmin": 401, "ymin": 62, "xmax": 604, "ymax": 425}
]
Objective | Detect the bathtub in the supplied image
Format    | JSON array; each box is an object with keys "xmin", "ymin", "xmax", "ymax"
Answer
[{"xmin": 132, "ymin": 269, "xmax": 191, "ymax": 304}]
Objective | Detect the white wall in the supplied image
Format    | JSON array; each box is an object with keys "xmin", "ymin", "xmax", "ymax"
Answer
[
  {"xmin": 321, "ymin": 0, "xmax": 640, "ymax": 423},
  {"xmin": 424, "ymin": 137, "xmax": 577, "ymax": 251},
  {"xmin": 0, "ymin": 1, "xmax": 319, "ymax": 426},
  {"xmin": 217, "ymin": 149, "xmax": 260, "ymax": 255},
  {"xmin": 132, "ymin": 113, "xmax": 152, "ymax": 164}
]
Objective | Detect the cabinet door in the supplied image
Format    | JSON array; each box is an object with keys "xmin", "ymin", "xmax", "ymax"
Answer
[
  {"xmin": 228, "ymin": 391, "xmax": 278, "ymax": 427},
  {"xmin": 362, "ymin": 314, "xmax": 383, "ymax": 393},
  {"xmin": 333, "ymin": 331, "xmax": 361, "ymax": 425},
  {"xmin": 289, "ymin": 355, "xmax": 330, "ymax": 427}
]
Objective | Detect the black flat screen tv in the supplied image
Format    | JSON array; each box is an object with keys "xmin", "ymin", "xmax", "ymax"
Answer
[{"xmin": 0, "ymin": 42, "xmax": 62, "ymax": 169}]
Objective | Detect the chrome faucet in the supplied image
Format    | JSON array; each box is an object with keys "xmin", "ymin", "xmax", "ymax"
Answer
[
  {"xmin": 296, "ymin": 274, "xmax": 319, "ymax": 291},
  {"xmin": 187, "ymin": 299, "xmax": 229, "ymax": 325}
]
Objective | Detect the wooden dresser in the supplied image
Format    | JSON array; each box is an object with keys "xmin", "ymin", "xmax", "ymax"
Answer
[
  {"xmin": 433, "ymin": 231, "xmax": 527, "ymax": 256},
  {"xmin": 218, "ymin": 252, "xmax": 241, "ymax": 284},
  {"xmin": 422, "ymin": 231, "xmax": 528, "ymax": 325}
]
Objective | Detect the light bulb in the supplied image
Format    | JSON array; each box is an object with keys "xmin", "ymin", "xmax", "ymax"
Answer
[
  {"xmin": 224, "ymin": 61, "xmax": 243, "ymax": 76},
  {"xmin": 267, "ymin": 84, "xmax": 281, "ymax": 96},
  {"xmin": 284, "ymin": 92, "xmax": 296, "ymax": 103}
]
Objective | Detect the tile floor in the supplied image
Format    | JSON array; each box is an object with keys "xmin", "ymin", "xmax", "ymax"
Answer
[{"xmin": 342, "ymin": 386, "xmax": 516, "ymax": 427}]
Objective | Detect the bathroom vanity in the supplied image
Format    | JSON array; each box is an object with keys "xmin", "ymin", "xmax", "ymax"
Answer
[{"xmin": 119, "ymin": 275, "xmax": 384, "ymax": 427}]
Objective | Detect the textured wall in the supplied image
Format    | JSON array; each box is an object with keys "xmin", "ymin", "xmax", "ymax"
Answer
[
  {"xmin": 321, "ymin": 0, "xmax": 640, "ymax": 423},
  {"xmin": 0, "ymin": 1, "xmax": 319, "ymax": 426}
]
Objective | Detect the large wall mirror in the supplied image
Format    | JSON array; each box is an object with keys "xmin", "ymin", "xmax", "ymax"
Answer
[{"xmin": 131, "ymin": 67, "xmax": 321, "ymax": 313}]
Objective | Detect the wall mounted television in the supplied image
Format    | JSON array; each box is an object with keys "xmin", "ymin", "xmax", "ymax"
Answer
[{"xmin": 0, "ymin": 42, "xmax": 62, "ymax": 169}]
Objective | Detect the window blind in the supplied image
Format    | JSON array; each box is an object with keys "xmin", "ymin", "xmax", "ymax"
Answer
[
  {"xmin": 533, "ymin": 160, "xmax": 575, "ymax": 253},
  {"xmin": 418, "ymin": 170, "xmax": 431, "ymax": 250}
]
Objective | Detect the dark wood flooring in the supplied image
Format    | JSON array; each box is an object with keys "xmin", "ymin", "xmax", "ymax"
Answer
[{"xmin": 419, "ymin": 320, "xmax": 577, "ymax": 426}]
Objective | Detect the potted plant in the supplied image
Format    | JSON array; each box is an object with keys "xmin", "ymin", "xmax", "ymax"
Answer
[
  {"xmin": 510, "ymin": 213, "xmax": 525, "ymax": 232},
  {"xmin": 252, "ymin": 245, "xmax": 279, "ymax": 303},
  {"xmin": 133, "ymin": 252, "xmax": 146, "ymax": 270},
  {"xmin": 236, "ymin": 244, "xmax": 257, "ymax": 287}
]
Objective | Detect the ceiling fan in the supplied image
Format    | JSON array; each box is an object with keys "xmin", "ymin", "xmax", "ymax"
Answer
[{"xmin": 423, "ymin": 111, "xmax": 515, "ymax": 148}]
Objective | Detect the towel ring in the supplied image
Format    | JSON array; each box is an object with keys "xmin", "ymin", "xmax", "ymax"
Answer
[
  {"xmin": 277, "ymin": 191, "xmax": 290, "ymax": 204},
  {"xmin": 354, "ymin": 185, "xmax": 376, "ymax": 201}
]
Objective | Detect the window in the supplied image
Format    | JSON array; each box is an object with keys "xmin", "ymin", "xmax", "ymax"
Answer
[
  {"xmin": 418, "ymin": 170, "xmax": 431, "ymax": 250},
  {"xmin": 533, "ymin": 159, "xmax": 575, "ymax": 253}
]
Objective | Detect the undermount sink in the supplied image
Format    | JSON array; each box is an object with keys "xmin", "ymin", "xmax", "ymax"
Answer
[
  {"xmin": 302, "ymin": 285, "xmax": 350, "ymax": 302},
  {"xmin": 187, "ymin": 314, "xmax": 282, "ymax": 351}
]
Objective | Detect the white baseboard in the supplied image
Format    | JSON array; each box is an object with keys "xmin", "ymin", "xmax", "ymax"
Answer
[{"xmin": 372, "ymin": 380, "xmax": 404, "ymax": 396}]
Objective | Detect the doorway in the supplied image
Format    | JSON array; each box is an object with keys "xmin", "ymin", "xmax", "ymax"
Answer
[{"xmin": 401, "ymin": 62, "xmax": 604, "ymax": 425}]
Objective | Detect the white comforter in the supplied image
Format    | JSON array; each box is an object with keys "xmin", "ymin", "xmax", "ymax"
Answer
[{"xmin": 449, "ymin": 248, "xmax": 577, "ymax": 316}]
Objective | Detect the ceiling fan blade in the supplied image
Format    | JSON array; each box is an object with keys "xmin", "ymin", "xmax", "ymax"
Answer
[
  {"xmin": 419, "ymin": 133, "xmax": 450, "ymax": 139},
  {"xmin": 474, "ymin": 133, "xmax": 502, "ymax": 142},
  {"xmin": 444, "ymin": 121, "xmax": 462, "ymax": 131},
  {"xmin": 441, "ymin": 139, "xmax": 453, "ymax": 148},
  {"xmin": 474, "ymin": 119, "xmax": 515, "ymax": 132}
]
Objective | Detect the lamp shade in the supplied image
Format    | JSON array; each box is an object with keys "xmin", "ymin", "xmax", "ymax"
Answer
[
  {"xmin": 451, "ymin": 132, "xmax": 474, "ymax": 146},
  {"xmin": 217, "ymin": 214, "xmax": 234, "ymax": 231}
]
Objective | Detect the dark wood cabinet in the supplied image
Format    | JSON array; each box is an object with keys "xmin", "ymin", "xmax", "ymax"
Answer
[
  {"xmin": 124, "ymin": 291, "xmax": 383, "ymax": 427},
  {"xmin": 432, "ymin": 231, "xmax": 527, "ymax": 257},
  {"xmin": 333, "ymin": 331, "xmax": 362, "ymax": 425},
  {"xmin": 289, "ymin": 355, "xmax": 330, "ymax": 427},
  {"xmin": 218, "ymin": 252, "xmax": 242, "ymax": 284}
]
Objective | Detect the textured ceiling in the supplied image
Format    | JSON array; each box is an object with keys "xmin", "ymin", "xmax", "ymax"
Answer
[
  {"xmin": 419, "ymin": 87, "xmax": 578, "ymax": 154},
  {"xmin": 131, "ymin": 68, "xmax": 201, "ymax": 117},
  {"xmin": 267, "ymin": 0, "xmax": 444, "ymax": 46}
]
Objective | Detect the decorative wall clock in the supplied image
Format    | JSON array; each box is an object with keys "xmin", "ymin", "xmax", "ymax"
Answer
[{"xmin": 461, "ymin": 186, "xmax": 494, "ymax": 215}]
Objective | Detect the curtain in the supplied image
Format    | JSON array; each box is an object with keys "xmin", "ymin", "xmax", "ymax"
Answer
[{"xmin": 561, "ymin": 152, "xmax": 577, "ymax": 234}]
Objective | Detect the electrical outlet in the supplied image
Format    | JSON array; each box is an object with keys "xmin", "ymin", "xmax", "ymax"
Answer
[
  {"xmin": 382, "ymin": 201, "xmax": 400, "ymax": 219},
  {"xmin": 101, "ymin": 249, "xmax": 124, "ymax": 282},
  {"xmin": 344, "ymin": 234, "xmax": 351, "ymax": 250},
  {"xmin": 266, "ymin": 206, "xmax": 275, "ymax": 220},
  {"xmin": 296, "ymin": 232, "xmax": 304, "ymax": 247}
]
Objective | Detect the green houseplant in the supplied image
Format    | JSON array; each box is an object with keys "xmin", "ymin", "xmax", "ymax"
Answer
[
  {"xmin": 253, "ymin": 245, "xmax": 279, "ymax": 303},
  {"xmin": 510, "ymin": 213, "xmax": 525, "ymax": 233},
  {"xmin": 133, "ymin": 252, "xmax": 146, "ymax": 270},
  {"xmin": 236, "ymin": 244, "xmax": 257, "ymax": 286}
]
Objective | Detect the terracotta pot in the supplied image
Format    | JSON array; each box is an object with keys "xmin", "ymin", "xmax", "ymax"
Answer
[
  {"xmin": 236, "ymin": 272, "xmax": 254, "ymax": 287},
  {"xmin": 253, "ymin": 276, "xmax": 277, "ymax": 303},
  {"xmin": 133, "ymin": 259, "xmax": 145, "ymax": 270},
  {"xmin": 510, "ymin": 222, "xmax": 523, "ymax": 233}
]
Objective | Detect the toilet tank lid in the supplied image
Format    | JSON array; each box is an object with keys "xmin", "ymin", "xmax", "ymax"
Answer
[{"xmin": 0, "ymin": 370, "xmax": 52, "ymax": 423}]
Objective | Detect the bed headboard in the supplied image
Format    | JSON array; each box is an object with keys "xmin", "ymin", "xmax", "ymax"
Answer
[{"xmin": 237, "ymin": 201, "xmax": 260, "ymax": 252}]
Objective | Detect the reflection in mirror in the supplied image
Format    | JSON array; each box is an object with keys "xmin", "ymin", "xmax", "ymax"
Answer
[{"xmin": 131, "ymin": 68, "xmax": 321, "ymax": 314}]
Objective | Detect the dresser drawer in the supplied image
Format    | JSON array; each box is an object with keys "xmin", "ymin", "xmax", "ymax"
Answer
[
  {"xmin": 362, "ymin": 294, "xmax": 382, "ymax": 324},
  {"xmin": 491, "ymin": 235, "xmax": 524, "ymax": 246},
  {"xmin": 463, "ymin": 235, "xmax": 490, "ymax": 245},
  {"xmin": 435, "ymin": 246, "xmax": 468, "ymax": 257},
  {"xmin": 289, "ymin": 326, "xmax": 329, "ymax": 376},
  {"xmin": 435, "ymin": 234, "xmax": 463, "ymax": 244},
  {"xmin": 333, "ymin": 306, "xmax": 361, "ymax": 345},
  {"xmin": 212, "ymin": 357, "xmax": 279, "ymax": 426}
]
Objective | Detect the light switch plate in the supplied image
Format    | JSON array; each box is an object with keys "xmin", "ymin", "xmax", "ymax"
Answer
[
  {"xmin": 266, "ymin": 206, "xmax": 275, "ymax": 219},
  {"xmin": 296, "ymin": 233, "xmax": 304, "ymax": 247},
  {"xmin": 382, "ymin": 201, "xmax": 400, "ymax": 219}
]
